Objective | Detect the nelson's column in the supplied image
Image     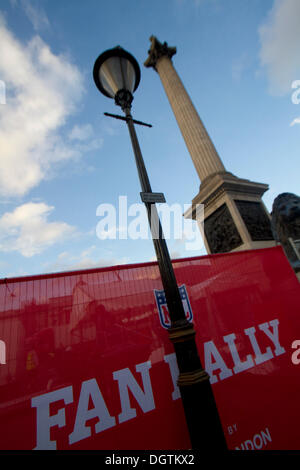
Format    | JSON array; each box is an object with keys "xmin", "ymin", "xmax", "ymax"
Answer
[{"xmin": 144, "ymin": 36, "xmax": 275, "ymax": 254}]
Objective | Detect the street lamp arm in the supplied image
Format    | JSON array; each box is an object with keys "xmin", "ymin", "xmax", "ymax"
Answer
[{"xmin": 104, "ymin": 112, "xmax": 152, "ymax": 128}]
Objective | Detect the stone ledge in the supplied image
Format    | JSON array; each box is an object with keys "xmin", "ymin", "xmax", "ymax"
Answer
[{"xmin": 184, "ymin": 172, "xmax": 269, "ymax": 220}]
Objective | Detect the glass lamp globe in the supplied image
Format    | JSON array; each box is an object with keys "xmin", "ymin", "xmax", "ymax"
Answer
[{"xmin": 93, "ymin": 46, "xmax": 141, "ymax": 99}]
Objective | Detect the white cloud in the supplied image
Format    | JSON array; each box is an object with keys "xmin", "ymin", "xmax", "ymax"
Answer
[
  {"xmin": 0, "ymin": 15, "xmax": 101, "ymax": 197},
  {"xmin": 232, "ymin": 53, "xmax": 249, "ymax": 82},
  {"xmin": 258, "ymin": 0, "xmax": 300, "ymax": 95},
  {"xmin": 44, "ymin": 248, "xmax": 130, "ymax": 273},
  {"xmin": 170, "ymin": 250, "xmax": 181, "ymax": 259},
  {"xmin": 67, "ymin": 124, "xmax": 103, "ymax": 153},
  {"xmin": 79, "ymin": 245, "xmax": 97, "ymax": 259},
  {"xmin": 0, "ymin": 202, "xmax": 76, "ymax": 257},
  {"xmin": 290, "ymin": 117, "xmax": 300, "ymax": 126},
  {"xmin": 22, "ymin": 0, "xmax": 50, "ymax": 31},
  {"xmin": 68, "ymin": 124, "xmax": 94, "ymax": 141},
  {"xmin": 10, "ymin": 0, "xmax": 50, "ymax": 31}
]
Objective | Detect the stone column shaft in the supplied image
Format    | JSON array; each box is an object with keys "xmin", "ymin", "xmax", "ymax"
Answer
[{"xmin": 146, "ymin": 46, "xmax": 225, "ymax": 182}]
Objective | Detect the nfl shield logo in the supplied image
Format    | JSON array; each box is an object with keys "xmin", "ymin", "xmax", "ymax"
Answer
[{"xmin": 154, "ymin": 284, "xmax": 193, "ymax": 329}]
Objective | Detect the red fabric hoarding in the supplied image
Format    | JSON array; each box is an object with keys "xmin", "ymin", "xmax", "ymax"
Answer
[{"xmin": 0, "ymin": 246, "xmax": 299, "ymax": 450}]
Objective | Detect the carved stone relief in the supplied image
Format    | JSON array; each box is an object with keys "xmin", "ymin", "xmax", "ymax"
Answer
[
  {"xmin": 204, "ymin": 203, "xmax": 242, "ymax": 253},
  {"xmin": 235, "ymin": 200, "xmax": 274, "ymax": 241}
]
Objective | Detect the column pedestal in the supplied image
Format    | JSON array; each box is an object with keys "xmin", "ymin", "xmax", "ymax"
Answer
[{"xmin": 184, "ymin": 172, "xmax": 275, "ymax": 254}]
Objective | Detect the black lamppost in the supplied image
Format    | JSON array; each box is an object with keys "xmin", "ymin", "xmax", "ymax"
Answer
[{"xmin": 93, "ymin": 46, "xmax": 227, "ymax": 451}]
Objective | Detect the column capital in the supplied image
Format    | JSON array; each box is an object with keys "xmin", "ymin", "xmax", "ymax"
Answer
[{"xmin": 144, "ymin": 36, "xmax": 176, "ymax": 70}]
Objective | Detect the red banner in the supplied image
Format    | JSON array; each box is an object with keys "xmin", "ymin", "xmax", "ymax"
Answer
[{"xmin": 0, "ymin": 246, "xmax": 300, "ymax": 450}]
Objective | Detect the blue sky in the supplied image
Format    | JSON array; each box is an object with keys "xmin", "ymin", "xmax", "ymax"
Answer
[{"xmin": 0, "ymin": 0, "xmax": 299, "ymax": 278}]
